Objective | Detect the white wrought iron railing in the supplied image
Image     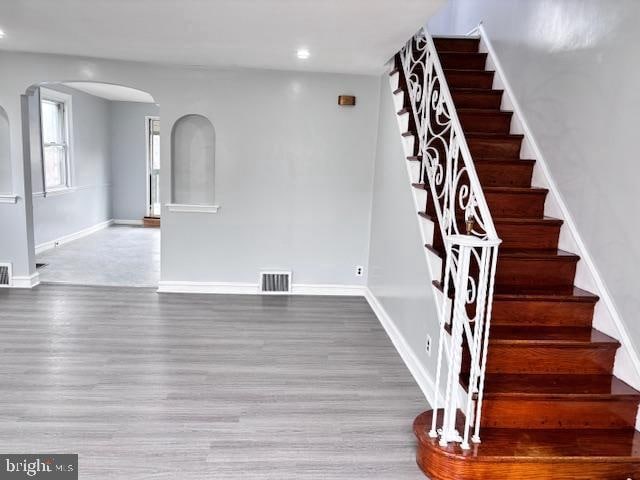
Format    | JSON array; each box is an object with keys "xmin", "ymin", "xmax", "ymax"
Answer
[{"xmin": 397, "ymin": 28, "xmax": 501, "ymax": 449}]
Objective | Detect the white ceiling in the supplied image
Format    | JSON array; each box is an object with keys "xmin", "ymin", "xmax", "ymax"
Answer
[
  {"xmin": 0, "ymin": 0, "xmax": 444, "ymax": 74},
  {"xmin": 63, "ymin": 82, "xmax": 156, "ymax": 103}
]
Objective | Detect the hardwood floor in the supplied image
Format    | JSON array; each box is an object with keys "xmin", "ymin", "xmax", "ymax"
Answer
[{"xmin": 0, "ymin": 285, "xmax": 426, "ymax": 479}]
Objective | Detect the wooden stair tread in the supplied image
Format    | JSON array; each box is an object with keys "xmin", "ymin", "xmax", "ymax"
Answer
[
  {"xmin": 415, "ymin": 410, "xmax": 640, "ymax": 460},
  {"xmin": 433, "ymin": 37, "xmax": 480, "ymax": 54},
  {"xmin": 473, "ymin": 157, "xmax": 536, "ymax": 165},
  {"xmin": 419, "ymin": 211, "xmax": 562, "ymax": 226},
  {"xmin": 466, "ymin": 132, "xmax": 524, "ymax": 140},
  {"xmin": 493, "ymin": 216, "xmax": 563, "ymax": 226},
  {"xmin": 492, "ymin": 285, "xmax": 599, "ymax": 300},
  {"xmin": 417, "ymin": 185, "xmax": 547, "ymax": 195},
  {"xmin": 439, "ymin": 52, "xmax": 488, "ymax": 70},
  {"xmin": 444, "ymin": 68, "xmax": 495, "ymax": 74},
  {"xmin": 498, "ymin": 248, "xmax": 579, "ymax": 260},
  {"xmin": 488, "ymin": 326, "xmax": 619, "ymax": 346},
  {"xmin": 423, "ymin": 242, "xmax": 578, "ymax": 263},
  {"xmin": 478, "ymin": 374, "xmax": 640, "ymax": 399},
  {"xmin": 457, "ymin": 108, "xmax": 513, "ymax": 116},
  {"xmin": 433, "ymin": 279, "xmax": 599, "ymax": 302},
  {"xmin": 484, "ymin": 186, "xmax": 548, "ymax": 194},
  {"xmin": 438, "ymin": 51, "xmax": 487, "ymax": 57},
  {"xmin": 450, "ymin": 87, "xmax": 503, "ymax": 95}
]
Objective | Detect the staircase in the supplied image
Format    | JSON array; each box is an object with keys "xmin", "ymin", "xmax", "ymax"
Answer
[{"xmin": 392, "ymin": 36, "xmax": 640, "ymax": 479}]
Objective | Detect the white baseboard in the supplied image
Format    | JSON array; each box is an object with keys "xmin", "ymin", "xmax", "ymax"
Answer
[
  {"xmin": 364, "ymin": 287, "xmax": 437, "ymax": 406},
  {"xmin": 35, "ymin": 219, "xmax": 114, "ymax": 254},
  {"xmin": 291, "ymin": 284, "xmax": 365, "ymax": 296},
  {"xmin": 157, "ymin": 281, "xmax": 365, "ymax": 296},
  {"xmin": 113, "ymin": 219, "xmax": 144, "ymax": 226},
  {"xmin": 11, "ymin": 272, "xmax": 40, "ymax": 288},
  {"xmin": 158, "ymin": 281, "xmax": 258, "ymax": 294}
]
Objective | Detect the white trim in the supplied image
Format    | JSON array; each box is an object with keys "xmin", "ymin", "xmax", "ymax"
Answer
[
  {"xmin": 11, "ymin": 272, "xmax": 40, "ymax": 289},
  {"xmin": 157, "ymin": 281, "xmax": 365, "ymax": 296},
  {"xmin": 364, "ymin": 288, "xmax": 438, "ymax": 406},
  {"xmin": 113, "ymin": 219, "xmax": 144, "ymax": 226},
  {"xmin": 35, "ymin": 219, "xmax": 114, "ymax": 254},
  {"xmin": 474, "ymin": 23, "xmax": 640, "ymax": 396},
  {"xmin": 166, "ymin": 203, "xmax": 220, "ymax": 213},
  {"xmin": 0, "ymin": 195, "xmax": 18, "ymax": 204}
]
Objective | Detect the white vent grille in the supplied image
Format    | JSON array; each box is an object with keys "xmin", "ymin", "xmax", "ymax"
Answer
[
  {"xmin": 0, "ymin": 263, "xmax": 12, "ymax": 287},
  {"xmin": 260, "ymin": 271, "xmax": 291, "ymax": 294}
]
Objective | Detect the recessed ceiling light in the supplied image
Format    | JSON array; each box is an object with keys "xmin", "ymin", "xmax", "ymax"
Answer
[{"xmin": 297, "ymin": 48, "xmax": 310, "ymax": 60}]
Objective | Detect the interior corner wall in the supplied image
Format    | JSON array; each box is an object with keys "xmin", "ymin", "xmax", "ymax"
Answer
[
  {"xmin": 367, "ymin": 75, "xmax": 440, "ymax": 382},
  {"xmin": 32, "ymin": 85, "xmax": 112, "ymax": 247},
  {"xmin": 428, "ymin": 0, "xmax": 640, "ymax": 348},
  {"xmin": 110, "ymin": 101, "xmax": 159, "ymax": 221}
]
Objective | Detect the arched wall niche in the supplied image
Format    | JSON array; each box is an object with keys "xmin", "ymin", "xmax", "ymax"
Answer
[
  {"xmin": 0, "ymin": 106, "xmax": 12, "ymax": 194},
  {"xmin": 171, "ymin": 114, "xmax": 215, "ymax": 206}
]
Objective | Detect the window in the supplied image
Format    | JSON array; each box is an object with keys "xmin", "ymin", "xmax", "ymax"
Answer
[{"xmin": 40, "ymin": 90, "xmax": 71, "ymax": 190}]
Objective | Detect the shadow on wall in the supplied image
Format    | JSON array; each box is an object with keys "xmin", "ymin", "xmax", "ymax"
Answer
[
  {"xmin": 0, "ymin": 106, "xmax": 11, "ymax": 194},
  {"xmin": 171, "ymin": 114, "xmax": 215, "ymax": 206}
]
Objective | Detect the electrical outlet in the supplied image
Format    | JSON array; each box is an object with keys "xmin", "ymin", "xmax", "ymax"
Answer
[
  {"xmin": 355, "ymin": 266, "xmax": 364, "ymax": 277},
  {"xmin": 425, "ymin": 335, "xmax": 432, "ymax": 356}
]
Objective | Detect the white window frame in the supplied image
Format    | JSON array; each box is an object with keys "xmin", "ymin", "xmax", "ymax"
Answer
[{"xmin": 40, "ymin": 87, "xmax": 73, "ymax": 194}]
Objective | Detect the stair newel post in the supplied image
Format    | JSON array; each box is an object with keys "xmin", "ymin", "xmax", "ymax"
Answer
[
  {"xmin": 472, "ymin": 242, "xmax": 500, "ymax": 444},
  {"xmin": 461, "ymin": 238, "xmax": 491, "ymax": 449}
]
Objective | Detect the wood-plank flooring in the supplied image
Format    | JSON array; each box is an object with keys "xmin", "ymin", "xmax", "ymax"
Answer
[{"xmin": 0, "ymin": 285, "xmax": 425, "ymax": 479}]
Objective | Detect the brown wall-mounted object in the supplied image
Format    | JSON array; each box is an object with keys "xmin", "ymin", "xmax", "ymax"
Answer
[{"xmin": 338, "ymin": 95, "xmax": 356, "ymax": 106}]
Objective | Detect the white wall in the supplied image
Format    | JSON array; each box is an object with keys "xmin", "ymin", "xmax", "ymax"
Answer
[
  {"xmin": 32, "ymin": 85, "xmax": 112, "ymax": 247},
  {"xmin": 367, "ymin": 77, "xmax": 440, "ymax": 385},
  {"xmin": 110, "ymin": 101, "xmax": 159, "ymax": 221},
  {"xmin": 0, "ymin": 51, "xmax": 380, "ymax": 288}
]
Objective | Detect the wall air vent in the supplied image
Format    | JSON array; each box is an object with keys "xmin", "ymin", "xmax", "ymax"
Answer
[
  {"xmin": 0, "ymin": 263, "xmax": 12, "ymax": 287},
  {"xmin": 260, "ymin": 271, "xmax": 291, "ymax": 294}
]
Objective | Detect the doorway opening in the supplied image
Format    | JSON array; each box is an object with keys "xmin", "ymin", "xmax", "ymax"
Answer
[
  {"xmin": 145, "ymin": 116, "xmax": 161, "ymax": 226},
  {"xmin": 23, "ymin": 81, "xmax": 161, "ymax": 287}
]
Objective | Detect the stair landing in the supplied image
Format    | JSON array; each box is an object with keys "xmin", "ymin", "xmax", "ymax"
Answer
[{"xmin": 415, "ymin": 410, "xmax": 640, "ymax": 480}]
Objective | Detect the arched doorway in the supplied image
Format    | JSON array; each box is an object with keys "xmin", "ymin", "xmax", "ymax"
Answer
[{"xmin": 23, "ymin": 81, "xmax": 162, "ymax": 287}]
